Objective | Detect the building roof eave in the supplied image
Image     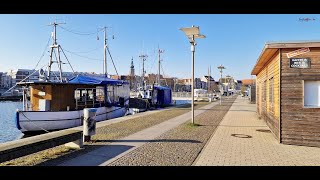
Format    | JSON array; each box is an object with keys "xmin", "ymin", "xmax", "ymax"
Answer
[{"xmin": 251, "ymin": 41, "xmax": 320, "ymax": 76}]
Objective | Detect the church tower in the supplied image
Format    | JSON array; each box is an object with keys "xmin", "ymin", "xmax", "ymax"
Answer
[
  {"xmin": 129, "ymin": 57, "xmax": 135, "ymax": 90},
  {"xmin": 130, "ymin": 57, "xmax": 135, "ymax": 77}
]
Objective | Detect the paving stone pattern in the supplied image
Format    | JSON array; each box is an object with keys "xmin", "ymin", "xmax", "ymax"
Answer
[
  {"xmin": 108, "ymin": 96, "xmax": 237, "ymax": 166},
  {"xmin": 195, "ymin": 96, "xmax": 320, "ymax": 166}
]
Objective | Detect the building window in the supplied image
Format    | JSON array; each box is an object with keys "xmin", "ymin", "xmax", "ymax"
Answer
[
  {"xmin": 304, "ymin": 81, "xmax": 320, "ymax": 107},
  {"xmin": 269, "ymin": 77, "xmax": 274, "ymax": 112}
]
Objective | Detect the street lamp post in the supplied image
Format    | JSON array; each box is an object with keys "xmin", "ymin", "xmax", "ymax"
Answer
[
  {"xmin": 180, "ymin": 25, "xmax": 206, "ymax": 124},
  {"xmin": 217, "ymin": 65, "xmax": 225, "ymax": 105}
]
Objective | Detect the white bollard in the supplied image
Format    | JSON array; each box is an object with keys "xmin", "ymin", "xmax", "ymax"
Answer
[{"xmin": 83, "ymin": 108, "xmax": 97, "ymax": 142}]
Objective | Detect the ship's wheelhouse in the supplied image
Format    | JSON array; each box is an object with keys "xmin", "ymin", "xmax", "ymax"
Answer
[{"xmin": 18, "ymin": 75, "xmax": 130, "ymax": 111}]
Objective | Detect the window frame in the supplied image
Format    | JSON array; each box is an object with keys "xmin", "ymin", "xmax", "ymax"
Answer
[{"xmin": 303, "ymin": 80, "xmax": 320, "ymax": 108}]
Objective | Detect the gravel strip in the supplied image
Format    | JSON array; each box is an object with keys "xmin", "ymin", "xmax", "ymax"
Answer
[
  {"xmin": 108, "ymin": 96, "xmax": 237, "ymax": 166},
  {"xmin": 0, "ymin": 102, "xmax": 210, "ymax": 166}
]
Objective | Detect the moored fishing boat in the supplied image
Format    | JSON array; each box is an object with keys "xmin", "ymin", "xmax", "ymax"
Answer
[
  {"xmin": 14, "ymin": 22, "xmax": 130, "ymax": 134},
  {"xmin": 16, "ymin": 75, "xmax": 129, "ymax": 134}
]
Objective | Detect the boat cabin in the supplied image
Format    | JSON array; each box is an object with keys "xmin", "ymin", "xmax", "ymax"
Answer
[{"xmin": 18, "ymin": 75, "xmax": 130, "ymax": 112}]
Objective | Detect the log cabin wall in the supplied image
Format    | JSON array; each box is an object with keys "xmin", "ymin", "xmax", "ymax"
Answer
[
  {"xmin": 280, "ymin": 47, "xmax": 320, "ymax": 147},
  {"xmin": 51, "ymin": 84, "xmax": 94, "ymax": 111},
  {"xmin": 256, "ymin": 50, "xmax": 281, "ymax": 141}
]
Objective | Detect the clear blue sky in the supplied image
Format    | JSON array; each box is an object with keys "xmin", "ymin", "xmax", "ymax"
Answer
[{"xmin": 1, "ymin": 14, "xmax": 320, "ymax": 80}]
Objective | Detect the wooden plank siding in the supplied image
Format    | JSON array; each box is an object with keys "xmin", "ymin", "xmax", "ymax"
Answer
[
  {"xmin": 51, "ymin": 85, "xmax": 77, "ymax": 111},
  {"xmin": 256, "ymin": 50, "xmax": 280, "ymax": 140},
  {"xmin": 51, "ymin": 84, "xmax": 94, "ymax": 111},
  {"xmin": 280, "ymin": 47, "xmax": 320, "ymax": 147},
  {"xmin": 31, "ymin": 84, "xmax": 94, "ymax": 111},
  {"xmin": 30, "ymin": 85, "xmax": 52, "ymax": 111}
]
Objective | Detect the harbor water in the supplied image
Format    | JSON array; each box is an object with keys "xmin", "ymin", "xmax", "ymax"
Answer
[
  {"xmin": 174, "ymin": 100, "xmax": 191, "ymax": 105},
  {"xmin": 0, "ymin": 101, "xmax": 23, "ymax": 143}
]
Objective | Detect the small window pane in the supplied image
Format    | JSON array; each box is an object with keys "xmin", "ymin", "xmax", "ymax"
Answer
[
  {"xmin": 74, "ymin": 90, "xmax": 81, "ymax": 100},
  {"xmin": 304, "ymin": 81, "xmax": 320, "ymax": 107}
]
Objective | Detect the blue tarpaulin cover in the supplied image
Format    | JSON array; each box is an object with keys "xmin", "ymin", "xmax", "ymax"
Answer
[
  {"xmin": 68, "ymin": 75, "xmax": 128, "ymax": 85},
  {"xmin": 154, "ymin": 85, "xmax": 172, "ymax": 105},
  {"xmin": 154, "ymin": 86, "xmax": 171, "ymax": 91}
]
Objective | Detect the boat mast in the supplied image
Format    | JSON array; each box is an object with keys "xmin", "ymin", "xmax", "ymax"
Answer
[
  {"xmin": 47, "ymin": 21, "xmax": 65, "ymax": 82},
  {"xmin": 103, "ymin": 26, "xmax": 107, "ymax": 77},
  {"xmin": 139, "ymin": 54, "xmax": 147, "ymax": 91},
  {"xmin": 157, "ymin": 46, "xmax": 164, "ymax": 85}
]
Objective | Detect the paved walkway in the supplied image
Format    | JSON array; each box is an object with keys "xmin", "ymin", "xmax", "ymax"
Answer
[
  {"xmin": 194, "ymin": 96, "xmax": 320, "ymax": 166},
  {"xmin": 59, "ymin": 101, "xmax": 219, "ymax": 166}
]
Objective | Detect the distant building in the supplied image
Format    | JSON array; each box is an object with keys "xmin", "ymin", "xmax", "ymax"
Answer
[
  {"xmin": 219, "ymin": 75, "xmax": 237, "ymax": 95},
  {"xmin": 0, "ymin": 72, "xmax": 2, "ymax": 88},
  {"xmin": 146, "ymin": 73, "xmax": 164, "ymax": 85},
  {"xmin": 240, "ymin": 79, "xmax": 256, "ymax": 95},
  {"xmin": 142, "ymin": 73, "xmax": 175, "ymax": 90},
  {"xmin": 195, "ymin": 78, "xmax": 202, "ymax": 89},
  {"xmin": 174, "ymin": 78, "xmax": 192, "ymax": 92},
  {"xmin": 201, "ymin": 75, "xmax": 214, "ymax": 82},
  {"xmin": 236, "ymin": 80, "xmax": 242, "ymax": 91},
  {"xmin": 201, "ymin": 75, "xmax": 217, "ymax": 92},
  {"xmin": 1, "ymin": 72, "xmax": 12, "ymax": 88},
  {"xmin": 1, "ymin": 68, "xmax": 94, "ymax": 90},
  {"xmin": 241, "ymin": 79, "xmax": 255, "ymax": 86},
  {"xmin": 173, "ymin": 76, "xmax": 220, "ymax": 92},
  {"xmin": 161, "ymin": 77, "xmax": 174, "ymax": 89},
  {"xmin": 49, "ymin": 71, "xmax": 75, "ymax": 82},
  {"xmin": 7, "ymin": 69, "xmax": 76, "ymax": 84},
  {"xmin": 110, "ymin": 75, "xmax": 130, "ymax": 81}
]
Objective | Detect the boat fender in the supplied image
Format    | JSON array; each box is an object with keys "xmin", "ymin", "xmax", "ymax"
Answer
[{"xmin": 15, "ymin": 109, "xmax": 21, "ymax": 130}]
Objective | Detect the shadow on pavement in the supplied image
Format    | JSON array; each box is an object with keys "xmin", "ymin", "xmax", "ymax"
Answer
[
  {"xmin": 93, "ymin": 139, "xmax": 201, "ymax": 143},
  {"xmin": 37, "ymin": 144, "xmax": 135, "ymax": 166}
]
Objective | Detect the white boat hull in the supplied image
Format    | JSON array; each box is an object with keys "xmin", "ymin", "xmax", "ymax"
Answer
[{"xmin": 16, "ymin": 106, "xmax": 127, "ymax": 133}]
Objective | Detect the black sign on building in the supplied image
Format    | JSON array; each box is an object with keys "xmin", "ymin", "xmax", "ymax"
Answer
[{"xmin": 289, "ymin": 58, "xmax": 311, "ymax": 68}]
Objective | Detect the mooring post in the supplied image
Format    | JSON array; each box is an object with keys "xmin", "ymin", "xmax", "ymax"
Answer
[{"xmin": 83, "ymin": 108, "xmax": 97, "ymax": 142}]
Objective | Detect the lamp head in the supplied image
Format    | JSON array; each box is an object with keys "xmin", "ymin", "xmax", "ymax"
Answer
[
  {"xmin": 180, "ymin": 26, "xmax": 206, "ymax": 41},
  {"xmin": 180, "ymin": 26, "xmax": 200, "ymax": 37}
]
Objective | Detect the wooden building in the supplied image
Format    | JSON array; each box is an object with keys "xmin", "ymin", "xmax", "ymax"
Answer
[{"xmin": 251, "ymin": 41, "xmax": 320, "ymax": 147}]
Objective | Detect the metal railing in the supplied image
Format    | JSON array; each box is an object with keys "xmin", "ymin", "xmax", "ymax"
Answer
[
  {"xmin": 172, "ymin": 92, "xmax": 216, "ymax": 98},
  {"xmin": 131, "ymin": 91, "xmax": 218, "ymax": 99},
  {"xmin": 172, "ymin": 92, "xmax": 192, "ymax": 98}
]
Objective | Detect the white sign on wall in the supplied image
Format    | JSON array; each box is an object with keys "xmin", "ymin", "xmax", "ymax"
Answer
[{"xmin": 289, "ymin": 58, "xmax": 311, "ymax": 68}]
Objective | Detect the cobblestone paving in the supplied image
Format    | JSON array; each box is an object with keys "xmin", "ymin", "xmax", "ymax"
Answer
[
  {"xmin": 0, "ymin": 102, "xmax": 208, "ymax": 166},
  {"xmin": 108, "ymin": 96, "xmax": 237, "ymax": 166},
  {"xmin": 195, "ymin": 96, "xmax": 320, "ymax": 166}
]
